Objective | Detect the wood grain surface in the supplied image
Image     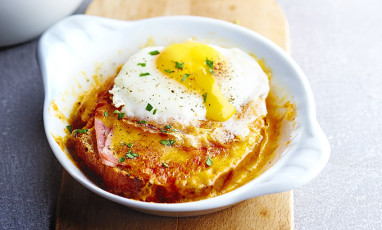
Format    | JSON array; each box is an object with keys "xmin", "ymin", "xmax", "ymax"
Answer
[
  {"xmin": 86, "ymin": 0, "xmax": 289, "ymax": 51},
  {"xmin": 55, "ymin": 0, "xmax": 293, "ymax": 229},
  {"xmin": 56, "ymin": 172, "xmax": 293, "ymax": 230}
]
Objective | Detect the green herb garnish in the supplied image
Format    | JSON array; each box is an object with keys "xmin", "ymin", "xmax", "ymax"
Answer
[
  {"xmin": 162, "ymin": 162, "xmax": 169, "ymax": 168},
  {"xmin": 76, "ymin": 129, "xmax": 88, "ymax": 133},
  {"xmin": 127, "ymin": 143, "xmax": 133, "ymax": 148},
  {"xmin": 161, "ymin": 125, "xmax": 172, "ymax": 133},
  {"xmin": 164, "ymin": 69, "xmax": 173, "ymax": 73},
  {"xmin": 66, "ymin": 125, "xmax": 73, "ymax": 134},
  {"xmin": 149, "ymin": 50, "xmax": 160, "ymax": 55},
  {"xmin": 118, "ymin": 112, "xmax": 125, "ymax": 120},
  {"xmin": 161, "ymin": 125, "xmax": 177, "ymax": 133},
  {"xmin": 206, "ymin": 59, "xmax": 214, "ymax": 75},
  {"xmin": 137, "ymin": 63, "xmax": 146, "ymax": 67},
  {"xmin": 126, "ymin": 151, "xmax": 139, "ymax": 159},
  {"xmin": 104, "ymin": 112, "xmax": 108, "ymax": 117},
  {"xmin": 121, "ymin": 142, "xmax": 127, "ymax": 146},
  {"xmin": 113, "ymin": 109, "xmax": 124, "ymax": 119},
  {"xmin": 175, "ymin": 61, "xmax": 184, "ymax": 69},
  {"xmin": 181, "ymin": 73, "xmax": 190, "ymax": 82},
  {"xmin": 119, "ymin": 157, "xmax": 125, "ymax": 163},
  {"xmin": 203, "ymin": 93, "xmax": 207, "ymax": 102},
  {"xmin": 137, "ymin": 120, "xmax": 147, "ymax": 124},
  {"xmin": 206, "ymin": 156, "xmax": 213, "ymax": 166},
  {"xmin": 146, "ymin": 103, "xmax": 153, "ymax": 111},
  {"xmin": 73, "ymin": 129, "xmax": 89, "ymax": 137},
  {"xmin": 153, "ymin": 109, "xmax": 158, "ymax": 115},
  {"xmin": 139, "ymin": 72, "xmax": 150, "ymax": 77},
  {"xmin": 160, "ymin": 139, "xmax": 175, "ymax": 146}
]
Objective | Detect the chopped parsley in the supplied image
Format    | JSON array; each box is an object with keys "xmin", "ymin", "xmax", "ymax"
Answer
[
  {"xmin": 137, "ymin": 63, "xmax": 146, "ymax": 67},
  {"xmin": 203, "ymin": 93, "xmax": 207, "ymax": 102},
  {"xmin": 117, "ymin": 112, "xmax": 125, "ymax": 120},
  {"xmin": 121, "ymin": 142, "xmax": 127, "ymax": 146},
  {"xmin": 162, "ymin": 162, "xmax": 169, "ymax": 168},
  {"xmin": 206, "ymin": 156, "xmax": 213, "ymax": 166},
  {"xmin": 104, "ymin": 112, "xmax": 108, "ymax": 117},
  {"xmin": 126, "ymin": 151, "xmax": 139, "ymax": 159},
  {"xmin": 160, "ymin": 139, "xmax": 175, "ymax": 146},
  {"xmin": 73, "ymin": 129, "xmax": 88, "ymax": 137},
  {"xmin": 76, "ymin": 129, "xmax": 88, "ymax": 133},
  {"xmin": 181, "ymin": 73, "xmax": 190, "ymax": 82},
  {"xmin": 161, "ymin": 125, "xmax": 172, "ymax": 133},
  {"xmin": 139, "ymin": 72, "xmax": 150, "ymax": 77},
  {"xmin": 76, "ymin": 129, "xmax": 88, "ymax": 134},
  {"xmin": 127, "ymin": 143, "xmax": 133, "ymax": 148},
  {"xmin": 153, "ymin": 109, "xmax": 158, "ymax": 115},
  {"xmin": 66, "ymin": 125, "xmax": 73, "ymax": 134},
  {"xmin": 149, "ymin": 50, "xmax": 160, "ymax": 55},
  {"xmin": 164, "ymin": 69, "xmax": 173, "ymax": 73},
  {"xmin": 113, "ymin": 110, "xmax": 124, "ymax": 119},
  {"xmin": 136, "ymin": 120, "xmax": 147, "ymax": 124},
  {"xmin": 146, "ymin": 103, "xmax": 153, "ymax": 111},
  {"xmin": 161, "ymin": 125, "xmax": 177, "ymax": 133},
  {"xmin": 175, "ymin": 61, "xmax": 184, "ymax": 69},
  {"xmin": 119, "ymin": 157, "xmax": 125, "ymax": 163},
  {"xmin": 206, "ymin": 59, "xmax": 214, "ymax": 75}
]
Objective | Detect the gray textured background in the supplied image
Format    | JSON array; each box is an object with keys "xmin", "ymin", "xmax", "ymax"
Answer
[{"xmin": 0, "ymin": 0, "xmax": 381, "ymax": 229}]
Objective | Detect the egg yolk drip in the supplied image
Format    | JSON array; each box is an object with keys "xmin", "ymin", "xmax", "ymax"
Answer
[{"xmin": 156, "ymin": 41, "xmax": 236, "ymax": 122}]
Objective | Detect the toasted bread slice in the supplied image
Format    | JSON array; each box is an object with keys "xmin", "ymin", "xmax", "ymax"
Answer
[
  {"xmin": 66, "ymin": 78, "xmax": 267, "ymax": 203},
  {"xmin": 68, "ymin": 117, "xmax": 264, "ymax": 203},
  {"xmin": 68, "ymin": 128, "xmax": 184, "ymax": 203}
]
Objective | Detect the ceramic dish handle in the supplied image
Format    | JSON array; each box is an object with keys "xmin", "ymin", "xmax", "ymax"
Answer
[
  {"xmin": 38, "ymin": 15, "xmax": 133, "ymax": 99},
  {"xmin": 239, "ymin": 120, "xmax": 330, "ymax": 201}
]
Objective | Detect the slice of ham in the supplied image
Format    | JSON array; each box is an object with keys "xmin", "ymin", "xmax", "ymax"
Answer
[{"xmin": 94, "ymin": 118, "xmax": 120, "ymax": 167}]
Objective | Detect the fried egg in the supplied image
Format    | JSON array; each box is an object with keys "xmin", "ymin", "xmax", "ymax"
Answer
[{"xmin": 110, "ymin": 41, "xmax": 269, "ymax": 138}]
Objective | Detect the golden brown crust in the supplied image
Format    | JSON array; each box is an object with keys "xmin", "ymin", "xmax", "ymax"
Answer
[{"xmin": 68, "ymin": 128, "xmax": 182, "ymax": 203}]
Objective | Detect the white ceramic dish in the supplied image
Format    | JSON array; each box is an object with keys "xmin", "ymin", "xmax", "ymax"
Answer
[{"xmin": 38, "ymin": 15, "xmax": 330, "ymax": 217}]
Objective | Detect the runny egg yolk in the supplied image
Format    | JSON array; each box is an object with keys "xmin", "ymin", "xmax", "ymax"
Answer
[{"xmin": 156, "ymin": 41, "xmax": 236, "ymax": 122}]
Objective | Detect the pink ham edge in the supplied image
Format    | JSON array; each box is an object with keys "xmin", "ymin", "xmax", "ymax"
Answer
[{"xmin": 94, "ymin": 117, "xmax": 120, "ymax": 167}]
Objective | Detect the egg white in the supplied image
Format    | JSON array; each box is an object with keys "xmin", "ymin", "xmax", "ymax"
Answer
[{"xmin": 110, "ymin": 44, "xmax": 269, "ymax": 138}]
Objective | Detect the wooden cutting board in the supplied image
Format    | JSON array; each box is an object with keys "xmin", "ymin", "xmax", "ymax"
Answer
[{"xmin": 55, "ymin": 0, "xmax": 293, "ymax": 229}]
